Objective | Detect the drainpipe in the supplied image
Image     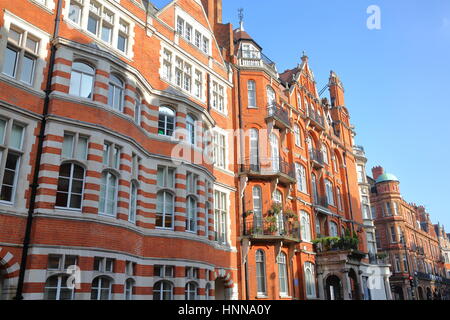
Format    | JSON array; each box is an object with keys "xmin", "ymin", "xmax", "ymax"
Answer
[
  {"xmin": 342, "ymin": 151, "xmax": 355, "ymax": 235},
  {"xmin": 14, "ymin": 0, "xmax": 63, "ymax": 300},
  {"xmin": 235, "ymin": 63, "xmax": 250, "ymax": 300}
]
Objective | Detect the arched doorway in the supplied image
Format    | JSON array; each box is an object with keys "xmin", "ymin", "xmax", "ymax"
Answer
[
  {"xmin": 0, "ymin": 270, "xmax": 4, "ymax": 300},
  {"xmin": 417, "ymin": 286, "xmax": 424, "ymax": 300},
  {"xmin": 393, "ymin": 286, "xmax": 404, "ymax": 300},
  {"xmin": 325, "ymin": 275, "xmax": 343, "ymax": 300},
  {"xmin": 426, "ymin": 287, "xmax": 432, "ymax": 300},
  {"xmin": 214, "ymin": 279, "xmax": 226, "ymax": 300},
  {"xmin": 348, "ymin": 269, "xmax": 361, "ymax": 300}
]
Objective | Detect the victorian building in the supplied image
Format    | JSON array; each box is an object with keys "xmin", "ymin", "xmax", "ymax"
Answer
[
  {"xmin": 0, "ymin": 0, "xmax": 417, "ymax": 301},
  {"xmin": 369, "ymin": 167, "xmax": 450, "ymax": 300}
]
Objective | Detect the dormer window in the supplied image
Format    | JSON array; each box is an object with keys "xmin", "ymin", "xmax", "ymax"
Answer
[{"xmin": 242, "ymin": 43, "xmax": 260, "ymax": 59}]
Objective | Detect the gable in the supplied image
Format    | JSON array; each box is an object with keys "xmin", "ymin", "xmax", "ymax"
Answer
[{"xmin": 156, "ymin": 0, "xmax": 226, "ymax": 67}]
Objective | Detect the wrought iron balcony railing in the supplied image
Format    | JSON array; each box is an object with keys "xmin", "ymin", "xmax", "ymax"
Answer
[
  {"xmin": 243, "ymin": 219, "xmax": 301, "ymax": 242},
  {"xmin": 240, "ymin": 157, "xmax": 296, "ymax": 183},
  {"xmin": 266, "ymin": 103, "xmax": 291, "ymax": 129},
  {"xmin": 307, "ymin": 106, "xmax": 325, "ymax": 128}
]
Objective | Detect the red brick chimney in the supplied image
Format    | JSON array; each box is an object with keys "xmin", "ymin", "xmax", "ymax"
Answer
[
  {"xmin": 201, "ymin": 0, "xmax": 222, "ymax": 28},
  {"xmin": 372, "ymin": 166, "xmax": 384, "ymax": 180}
]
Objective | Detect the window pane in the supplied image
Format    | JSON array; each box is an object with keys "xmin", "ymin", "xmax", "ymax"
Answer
[
  {"xmin": 10, "ymin": 124, "xmax": 24, "ymax": 149},
  {"xmin": 4, "ymin": 46, "xmax": 18, "ymax": 77},
  {"xmin": 0, "ymin": 119, "xmax": 6, "ymax": 144},
  {"xmin": 19, "ymin": 54, "xmax": 35, "ymax": 84},
  {"xmin": 69, "ymin": 70, "xmax": 82, "ymax": 96},
  {"xmin": 69, "ymin": 4, "xmax": 81, "ymax": 24},
  {"xmin": 25, "ymin": 38, "xmax": 38, "ymax": 53},
  {"xmin": 48, "ymin": 255, "xmax": 61, "ymax": 269},
  {"xmin": 8, "ymin": 29, "xmax": 22, "ymax": 44},
  {"xmin": 62, "ymin": 134, "xmax": 74, "ymax": 158},
  {"xmin": 101, "ymin": 25, "xmax": 112, "ymax": 43},
  {"xmin": 87, "ymin": 15, "xmax": 98, "ymax": 34},
  {"xmin": 117, "ymin": 34, "xmax": 127, "ymax": 52},
  {"xmin": 76, "ymin": 137, "xmax": 88, "ymax": 160}
]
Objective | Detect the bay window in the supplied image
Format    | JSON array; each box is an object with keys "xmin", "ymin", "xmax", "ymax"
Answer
[{"xmin": 69, "ymin": 61, "xmax": 95, "ymax": 99}]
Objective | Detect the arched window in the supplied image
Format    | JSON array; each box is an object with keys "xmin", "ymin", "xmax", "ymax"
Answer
[
  {"xmin": 248, "ymin": 80, "xmax": 256, "ymax": 107},
  {"xmin": 277, "ymin": 252, "xmax": 289, "ymax": 296},
  {"xmin": 108, "ymin": 74, "xmax": 124, "ymax": 111},
  {"xmin": 325, "ymin": 179, "xmax": 335, "ymax": 206},
  {"xmin": 99, "ymin": 171, "xmax": 118, "ymax": 217},
  {"xmin": 333, "ymin": 152, "xmax": 339, "ymax": 172},
  {"xmin": 205, "ymin": 283, "xmax": 211, "ymax": 300},
  {"xmin": 186, "ymin": 114, "xmax": 196, "ymax": 145},
  {"xmin": 306, "ymin": 136, "xmax": 313, "ymax": 152},
  {"xmin": 44, "ymin": 275, "xmax": 74, "ymax": 300},
  {"xmin": 295, "ymin": 163, "xmax": 307, "ymax": 194},
  {"xmin": 91, "ymin": 276, "xmax": 112, "ymax": 300},
  {"xmin": 185, "ymin": 282, "xmax": 198, "ymax": 300},
  {"xmin": 154, "ymin": 281, "xmax": 173, "ymax": 300},
  {"xmin": 156, "ymin": 191, "xmax": 174, "ymax": 229},
  {"xmin": 266, "ymin": 86, "xmax": 276, "ymax": 106},
  {"xmin": 249, "ymin": 128, "xmax": 259, "ymax": 170},
  {"xmin": 321, "ymin": 145, "xmax": 329, "ymax": 164},
  {"xmin": 270, "ymin": 133, "xmax": 279, "ymax": 171},
  {"xmin": 134, "ymin": 92, "xmax": 142, "ymax": 125},
  {"xmin": 69, "ymin": 61, "xmax": 94, "ymax": 99},
  {"xmin": 55, "ymin": 163, "xmax": 85, "ymax": 210},
  {"xmin": 304, "ymin": 262, "xmax": 316, "ymax": 298},
  {"xmin": 329, "ymin": 221, "xmax": 338, "ymax": 237},
  {"xmin": 252, "ymin": 186, "xmax": 263, "ymax": 230},
  {"xmin": 294, "ymin": 125, "xmax": 301, "ymax": 146},
  {"xmin": 300, "ymin": 211, "xmax": 311, "ymax": 242},
  {"xmin": 315, "ymin": 215, "xmax": 321, "ymax": 236},
  {"xmin": 129, "ymin": 181, "xmax": 138, "ymax": 223},
  {"xmin": 311, "ymin": 174, "xmax": 318, "ymax": 205},
  {"xmin": 125, "ymin": 279, "xmax": 135, "ymax": 300},
  {"xmin": 274, "ymin": 190, "xmax": 284, "ymax": 234},
  {"xmin": 158, "ymin": 106, "xmax": 175, "ymax": 137},
  {"xmin": 256, "ymin": 250, "xmax": 267, "ymax": 295},
  {"xmin": 186, "ymin": 196, "xmax": 197, "ymax": 232},
  {"xmin": 336, "ymin": 187, "xmax": 343, "ymax": 211}
]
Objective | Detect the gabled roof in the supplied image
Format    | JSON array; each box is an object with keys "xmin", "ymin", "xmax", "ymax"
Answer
[{"xmin": 233, "ymin": 28, "xmax": 262, "ymax": 50}]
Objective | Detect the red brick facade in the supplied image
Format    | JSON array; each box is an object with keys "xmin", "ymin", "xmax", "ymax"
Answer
[{"xmin": 0, "ymin": 0, "xmax": 446, "ymax": 301}]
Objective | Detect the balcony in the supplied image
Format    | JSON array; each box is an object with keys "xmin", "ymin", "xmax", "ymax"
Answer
[
  {"xmin": 309, "ymin": 149, "xmax": 325, "ymax": 169},
  {"xmin": 368, "ymin": 252, "xmax": 389, "ymax": 265},
  {"xmin": 265, "ymin": 103, "xmax": 291, "ymax": 130},
  {"xmin": 243, "ymin": 219, "xmax": 301, "ymax": 243},
  {"xmin": 415, "ymin": 272, "xmax": 450, "ymax": 284},
  {"xmin": 238, "ymin": 50, "xmax": 278, "ymax": 77},
  {"xmin": 313, "ymin": 196, "xmax": 329, "ymax": 208},
  {"xmin": 240, "ymin": 158, "xmax": 296, "ymax": 185},
  {"xmin": 307, "ymin": 106, "xmax": 325, "ymax": 130}
]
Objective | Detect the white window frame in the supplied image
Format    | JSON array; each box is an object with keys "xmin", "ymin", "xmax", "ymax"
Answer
[
  {"xmin": 277, "ymin": 252, "xmax": 289, "ymax": 296},
  {"xmin": 0, "ymin": 118, "xmax": 25, "ymax": 205},
  {"xmin": 300, "ymin": 211, "xmax": 311, "ymax": 242},
  {"xmin": 2, "ymin": 12, "xmax": 49, "ymax": 88},
  {"xmin": 55, "ymin": 162, "xmax": 85, "ymax": 211},
  {"xmin": 256, "ymin": 249, "xmax": 267, "ymax": 295}
]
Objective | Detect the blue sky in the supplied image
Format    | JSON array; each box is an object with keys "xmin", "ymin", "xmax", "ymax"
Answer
[{"xmin": 152, "ymin": 0, "xmax": 450, "ymax": 228}]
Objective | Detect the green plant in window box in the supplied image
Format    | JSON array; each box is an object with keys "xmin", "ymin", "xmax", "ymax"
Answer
[
  {"xmin": 264, "ymin": 216, "xmax": 278, "ymax": 233},
  {"xmin": 268, "ymin": 203, "xmax": 282, "ymax": 216}
]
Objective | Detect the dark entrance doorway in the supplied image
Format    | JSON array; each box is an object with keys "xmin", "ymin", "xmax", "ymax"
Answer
[{"xmin": 325, "ymin": 275, "xmax": 343, "ymax": 300}]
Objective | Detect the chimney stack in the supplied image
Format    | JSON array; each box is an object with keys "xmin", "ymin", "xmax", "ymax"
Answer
[
  {"xmin": 372, "ymin": 166, "xmax": 384, "ymax": 180},
  {"xmin": 201, "ymin": 0, "xmax": 222, "ymax": 28}
]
